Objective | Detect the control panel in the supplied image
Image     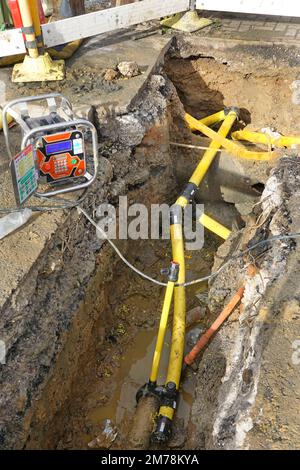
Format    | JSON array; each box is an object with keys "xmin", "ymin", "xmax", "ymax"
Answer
[
  {"xmin": 36, "ymin": 130, "xmax": 86, "ymax": 183},
  {"xmin": 3, "ymin": 93, "xmax": 98, "ymax": 203}
]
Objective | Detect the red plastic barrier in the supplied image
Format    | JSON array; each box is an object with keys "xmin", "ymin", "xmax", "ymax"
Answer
[{"xmin": 8, "ymin": 0, "xmax": 45, "ymax": 28}]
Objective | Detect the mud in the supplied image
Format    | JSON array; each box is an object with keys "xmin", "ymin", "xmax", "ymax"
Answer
[
  {"xmin": 34, "ymin": 235, "xmax": 217, "ymax": 450},
  {"xmin": 1, "ymin": 35, "xmax": 300, "ymax": 450}
]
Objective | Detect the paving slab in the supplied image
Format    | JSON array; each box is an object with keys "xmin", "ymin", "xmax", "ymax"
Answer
[{"xmin": 197, "ymin": 11, "xmax": 300, "ymax": 44}]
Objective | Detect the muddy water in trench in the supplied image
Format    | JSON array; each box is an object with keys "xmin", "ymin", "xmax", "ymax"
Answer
[
  {"xmin": 60, "ymin": 236, "xmax": 218, "ymax": 449},
  {"xmin": 86, "ymin": 327, "xmax": 195, "ymax": 432}
]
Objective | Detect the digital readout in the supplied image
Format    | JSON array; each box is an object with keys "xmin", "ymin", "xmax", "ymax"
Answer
[{"xmin": 45, "ymin": 140, "xmax": 72, "ymax": 155}]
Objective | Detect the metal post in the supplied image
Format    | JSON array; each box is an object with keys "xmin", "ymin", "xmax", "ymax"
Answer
[
  {"xmin": 29, "ymin": 0, "xmax": 44, "ymax": 52},
  {"xmin": 18, "ymin": 0, "xmax": 39, "ymax": 58},
  {"xmin": 189, "ymin": 0, "xmax": 196, "ymax": 11},
  {"xmin": 12, "ymin": 0, "xmax": 65, "ymax": 83}
]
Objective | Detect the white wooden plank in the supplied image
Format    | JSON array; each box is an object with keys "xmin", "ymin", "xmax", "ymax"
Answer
[
  {"xmin": 42, "ymin": 0, "xmax": 190, "ymax": 48},
  {"xmin": 0, "ymin": 28, "xmax": 25, "ymax": 57},
  {"xmin": 196, "ymin": 0, "xmax": 300, "ymax": 17}
]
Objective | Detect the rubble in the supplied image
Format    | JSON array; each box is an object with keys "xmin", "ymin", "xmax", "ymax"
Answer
[
  {"xmin": 103, "ymin": 68, "xmax": 119, "ymax": 81},
  {"xmin": 117, "ymin": 61, "xmax": 140, "ymax": 78}
]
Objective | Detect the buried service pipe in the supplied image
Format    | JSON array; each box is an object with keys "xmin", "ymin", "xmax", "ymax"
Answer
[
  {"xmin": 199, "ymin": 213, "xmax": 231, "ymax": 240},
  {"xmin": 185, "ymin": 113, "xmax": 278, "ymax": 161},
  {"xmin": 231, "ymin": 129, "xmax": 300, "ymax": 148},
  {"xmin": 184, "ymin": 286, "xmax": 245, "ymax": 366},
  {"xmin": 149, "ymin": 262, "xmax": 180, "ymax": 384},
  {"xmin": 188, "ymin": 109, "xmax": 226, "ymax": 132},
  {"xmin": 150, "ymin": 109, "xmax": 238, "ymax": 444},
  {"xmin": 151, "ymin": 210, "xmax": 186, "ymax": 442}
]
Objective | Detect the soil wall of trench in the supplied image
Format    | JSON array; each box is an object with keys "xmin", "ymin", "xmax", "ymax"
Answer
[{"xmin": 187, "ymin": 157, "xmax": 300, "ymax": 450}]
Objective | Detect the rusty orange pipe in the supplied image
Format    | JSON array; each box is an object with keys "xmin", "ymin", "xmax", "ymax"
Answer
[{"xmin": 184, "ymin": 286, "xmax": 245, "ymax": 366}]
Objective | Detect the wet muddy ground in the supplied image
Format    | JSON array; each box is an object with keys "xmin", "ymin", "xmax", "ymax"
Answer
[{"xmin": 54, "ymin": 234, "xmax": 219, "ymax": 449}]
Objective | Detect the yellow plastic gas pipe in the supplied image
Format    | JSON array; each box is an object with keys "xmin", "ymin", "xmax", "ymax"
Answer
[
  {"xmin": 167, "ymin": 218, "xmax": 186, "ymax": 384},
  {"xmin": 175, "ymin": 112, "xmax": 238, "ymax": 208},
  {"xmin": 188, "ymin": 110, "xmax": 238, "ymax": 187},
  {"xmin": 154, "ymin": 110, "xmax": 238, "ymax": 432},
  {"xmin": 158, "ymin": 217, "xmax": 186, "ymax": 423},
  {"xmin": 149, "ymin": 279, "xmax": 176, "ymax": 384},
  {"xmin": 188, "ymin": 110, "xmax": 226, "ymax": 132},
  {"xmin": 199, "ymin": 213, "xmax": 231, "ymax": 240},
  {"xmin": 232, "ymin": 129, "xmax": 300, "ymax": 148},
  {"xmin": 185, "ymin": 113, "xmax": 278, "ymax": 161},
  {"xmin": 18, "ymin": 0, "xmax": 39, "ymax": 59},
  {"xmin": 164, "ymin": 112, "xmax": 237, "ymax": 386}
]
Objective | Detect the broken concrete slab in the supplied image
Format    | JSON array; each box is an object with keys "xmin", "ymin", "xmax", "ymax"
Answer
[
  {"xmin": 1, "ymin": 30, "xmax": 172, "ymax": 116},
  {"xmin": 68, "ymin": 31, "xmax": 172, "ymax": 115}
]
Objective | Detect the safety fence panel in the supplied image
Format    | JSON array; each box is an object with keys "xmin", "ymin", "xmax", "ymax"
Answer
[
  {"xmin": 41, "ymin": 0, "xmax": 190, "ymax": 48},
  {"xmin": 196, "ymin": 0, "xmax": 300, "ymax": 17},
  {"xmin": 0, "ymin": 0, "xmax": 190, "ymax": 56},
  {"xmin": 3, "ymin": 0, "xmax": 300, "ymax": 58},
  {"xmin": 0, "ymin": 27, "xmax": 25, "ymax": 56}
]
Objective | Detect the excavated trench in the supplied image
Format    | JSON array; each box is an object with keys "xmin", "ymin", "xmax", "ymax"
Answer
[{"xmin": 3, "ymin": 41, "xmax": 300, "ymax": 450}]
